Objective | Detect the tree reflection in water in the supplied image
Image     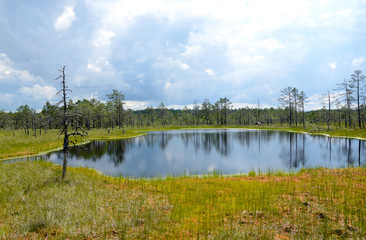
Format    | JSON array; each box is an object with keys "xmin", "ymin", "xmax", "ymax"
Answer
[
  {"xmin": 145, "ymin": 132, "xmax": 173, "ymax": 150},
  {"xmin": 280, "ymin": 132, "xmax": 307, "ymax": 169},
  {"xmin": 64, "ymin": 140, "xmax": 135, "ymax": 166},
  {"xmin": 178, "ymin": 131, "xmax": 230, "ymax": 156},
  {"xmin": 16, "ymin": 129, "xmax": 365, "ymax": 177}
]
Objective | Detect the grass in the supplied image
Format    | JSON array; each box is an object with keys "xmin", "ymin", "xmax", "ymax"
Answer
[
  {"xmin": 0, "ymin": 161, "xmax": 170, "ymax": 239},
  {"xmin": 0, "ymin": 161, "xmax": 365, "ymax": 239},
  {"xmin": 326, "ymin": 127, "xmax": 366, "ymax": 139},
  {"xmin": 0, "ymin": 130, "xmax": 63, "ymax": 160}
]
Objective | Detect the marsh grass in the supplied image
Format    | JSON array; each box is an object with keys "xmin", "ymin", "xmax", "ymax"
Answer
[
  {"xmin": 0, "ymin": 161, "xmax": 171, "ymax": 239},
  {"xmin": 1, "ymin": 160, "xmax": 365, "ymax": 239},
  {"xmin": 247, "ymin": 124, "xmax": 366, "ymax": 139},
  {"xmin": 149, "ymin": 167, "xmax": 366, "ymax": 239},
  {"xmin": 0, "ymin": 130, "xmax": 63, "ymax": 160}
]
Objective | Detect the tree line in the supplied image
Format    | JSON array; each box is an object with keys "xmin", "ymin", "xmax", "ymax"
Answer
[
  {"xmin": 278, "ymin": 70, "xmax": 366, "ymax": 129},
  {"xmin": 0, "ymin": 70, "xmax": 365, "ymax": 135}
]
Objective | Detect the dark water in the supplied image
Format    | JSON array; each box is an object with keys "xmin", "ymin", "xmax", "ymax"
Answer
[{"xmin": 18, "ymin": 129, "xmax": 366, "ymax": 177}]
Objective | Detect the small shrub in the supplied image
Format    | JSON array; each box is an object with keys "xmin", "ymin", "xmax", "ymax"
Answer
[{"xmin": 248, "ymin": 170, "xmax": 256, "ymax": 177}]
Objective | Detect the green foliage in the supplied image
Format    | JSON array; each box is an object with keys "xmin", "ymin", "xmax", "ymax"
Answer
[
  {"xmin": 248, "ymin": 170, "xmax": 256, "ymax": 177},
  {"xmin": 275, "ymin": 170, "xmax": 286, "ymax": 176}
]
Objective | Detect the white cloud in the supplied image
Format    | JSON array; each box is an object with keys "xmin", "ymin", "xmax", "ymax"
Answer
[
  {"xmin": 74, "ymin": 75, "xmax": 86, "ymax": 87},
  {"xmin": 122, "ymin": 101, "xmax": 195, "ymax": 110},
  {"xmin": 205, "ymin": 68, "xmax": 215, "ymax": 76},
  {"xmin": 352, "ymin": 57, "xmax": 365, "ymax": 68},
  {"xmin": 257, "ymin": 38, "xmax": 285, "ymax": 52},
  {"xmin": 181, "ymin": 45, "xmax": 201, "ymax": 57},
  {"xmin": 305, "ymin": 93, "xmax": 323, "ymax": 110},
  {"xmin": 232, "ymin": 102, "xmax": 273, "ymax": 109},
  {"xmin": 164, "ymin": 77, "xmax": 185, "ymax": 99},
  {"xmin": 87, "ymin": 63, "xmax": 102, "ymax": 73},
  {"xmin": 125, "ymin": 100, "xmax": 150, "ymax": 110},
  {"xmin": 87, "ymin": 30, "xmax": 116, "ymax": 75},
  {"xmin": 18, "ymin": 84, "xmax": 57, "ymax": 100},
  {"xmin": 0, "ymin": 93, "xmax": 13, "ymax": 103},
  {"xmin": 153, "ymin": 57, "xmax": 191, "ymax": 72},
  {"xmin": 166, "ymin": 104, "xmax": 195, "ymax": 110},
  {"xmin": 70, "ymin": 91, "xmax": 101, "ymax": 103},
  {"xmin": 181, "ymin": 63, "xmax": 190, "ymax": 70},
  {"xmin": 137, "ymin": 73, "xmax": 145, "ymax": 79},
  {"xmin": 2, "ymin": 0, "xmax": 366, "ymax": 111},
  {"xmin": 87, "ymin": 57, "xmax": 111, "ymax": 73},
  {"xmin": 136, "ymin": 57, "xmax": 147, "ymax": 63},
  {"xmin": 83, "ymin": 0, "xmax": 361, "ymax": 96},
  {"xmin": 0, "ymin": 53, "xmax": 42, "ymax": 83},
  {"xmin": 92, "ymin": 30, "xmax": 115, "ymax": 48},
  {"xmin": 329, "ymin": 62, "xmax": 337, "ymax": 70},
  {"xmin": 54, "ymin": 6, "xmax": 76, "ymax": 31}
]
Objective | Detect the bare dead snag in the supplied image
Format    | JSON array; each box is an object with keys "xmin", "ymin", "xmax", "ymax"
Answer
[{"xmin": 55, "ymin": 66, "xmax": 88, "ymax": 179}]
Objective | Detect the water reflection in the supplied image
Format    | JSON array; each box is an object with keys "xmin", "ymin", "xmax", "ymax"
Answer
[
  {"xmin": 14, "ymin": 129, "xmax": 366, "ymax": 177},
  {"xmin": 67, "ymin": 139, "xmax": 135, "ymax": 166},
  {"xmin": 177, "ymin": 131, "xmax": 231, "ymax": 156},
  {"xmin": 279, "ymin": 133, "xmax": 306, "ymax": 169}
]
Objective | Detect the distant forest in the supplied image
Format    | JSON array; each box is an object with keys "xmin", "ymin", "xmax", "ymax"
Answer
[{"xmin": 0, "ymin": 69, "xmax": 365, "ymax": 135}]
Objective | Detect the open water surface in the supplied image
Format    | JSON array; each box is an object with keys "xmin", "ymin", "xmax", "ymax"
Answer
[{"xmin": 14, "ymin": 129, "xmax": 366, "ymax": 177}]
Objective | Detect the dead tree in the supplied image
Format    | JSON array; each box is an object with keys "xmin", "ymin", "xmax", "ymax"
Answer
[{"xmin": 55, "ymin": 66, "xmax": 87, "ymax": 179}]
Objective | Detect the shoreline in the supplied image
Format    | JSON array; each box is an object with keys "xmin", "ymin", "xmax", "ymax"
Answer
[{"xmin": 1, "ymin": 126, "xmax": 366, "ymax": 162}]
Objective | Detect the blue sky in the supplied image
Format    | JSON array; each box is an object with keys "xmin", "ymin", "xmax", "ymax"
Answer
[{"xmin": 1, "ymin": 0, "xmax": 366, "ymax": 111}]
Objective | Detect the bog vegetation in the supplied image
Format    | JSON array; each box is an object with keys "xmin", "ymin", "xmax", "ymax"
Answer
[{"xmin": 0, "ymin": 161, "xmax": 365, "ymax": 239}]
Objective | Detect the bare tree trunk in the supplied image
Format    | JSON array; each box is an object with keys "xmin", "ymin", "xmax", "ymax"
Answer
[
  {"xmin": 61, "ymin": 66, "xmax": 69, "ymax": 152},
  {"xmin": 55, "ymin": 66, "xmax": 87, "ymax": 179},
  {"xmin": 62, "ymin": 151, "xmax": 68, "ymax": 179}
]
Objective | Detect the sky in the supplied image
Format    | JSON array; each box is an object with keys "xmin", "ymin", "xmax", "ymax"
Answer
[{"xmin": 1, "ymin": 0, "xmax": 366, "ymax": 112}]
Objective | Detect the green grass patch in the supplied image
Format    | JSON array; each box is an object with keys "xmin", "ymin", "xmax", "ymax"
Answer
[
  {"xmin": 0, "ymin": 161, "xmax": 365, "ymax": 239},
  {"xmin": 0, "ymin": 161, "xmax": 171, "ymax": 239},
  {"xmin": 248, "ymin": 169, "xmax": 256, "ymax": 177},
  {"xmin": 0, "ymin": 130, "xmax": 63, "ymax": 160}
]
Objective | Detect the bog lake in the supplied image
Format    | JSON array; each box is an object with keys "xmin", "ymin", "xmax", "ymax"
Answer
[{"xmin": 13, "ymin": 129, "xmax": 366, "ymax": 177}]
